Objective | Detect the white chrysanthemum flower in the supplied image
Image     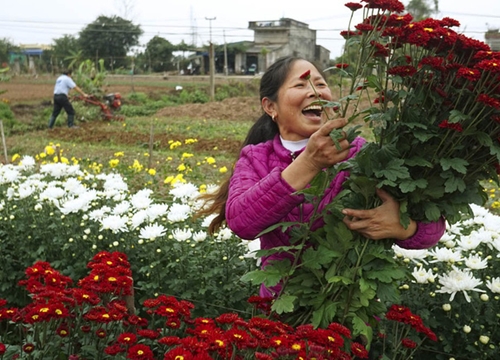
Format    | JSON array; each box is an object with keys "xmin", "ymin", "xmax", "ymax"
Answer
[
  {"xmin": 169, "ymin": 182, "xmax": 199, "ymax": 200},
  {"xmin": 131, "ymin": 210, "xmax": 148, "ymax": 229},
  {"xmin": 439, "ymin": 232, "xmax": 456, "ymax": 243},
  {"xmin": 392, "ymin": 246, "xmax": 429, "ymax": 264},
  {"xmin": 130, "ymin": 189, "xmax": 153, "ymax": 210},
  {"xmin": 435, "ymin": 266, "xmax": 485, "ymax": 302},
  {"xmin": 411, "ymin": 266, "xmax": 435, "ymax": 284},
  {"xmin": 167, "ymin": 203, "xmax": 191, "ymax": 222},
  {"xmin": 6, "ymin": 187, "xmax": 15, "ymax": 200},
  {"xmin": 486, "ymin": 277, "xmax": 500, "ymax": 293},
  {"xmin": 456, "ymin": 234, "xmax": 483, "ymax": 251},
  {"xmin": 139, "ymin": 223, "xmax": 167, "ymax": 240},
  {"xmin": 40, "ymin": 163, "xmax": 82, "ymax": 179},
  {"xmin": 492, "ymin": 238, "xmax": 500, "ymax": 255},
  {"xmin": 39, "ymin": 186, "xmax": 66, "ymax": 201},
  {"xmin": 470, "ymin": 203, "xmax": 491, "ymax": 218},
  {"xmin": 0, "ymin": 166, "xmax": 21, "ymax": 184},
  {"xmin": 464, "ymin": 254, "xmax": 488, "ymax": 270},
  {"xmin": 193, "ymin": 231, "xmax": 207, "ymax": 242},
  {"xmin": 100, "ymin": 215, "xmax": 129, "ymax": 233},
  {"xmin": 217, "ymin": 227, "xmax": 233, "ymax": 240},
  {"xmin": 428, "ymin": 247, "xmax": 463, "ymax": 264},
  {"xmin": 63, "ymin": 178, "xmax": 86, "ymax": 195},
  {"xmin": 18, "ymin": 155, "xmax": 36, "ymax": 170},
  {"xmin": 201, "ymin": 214, "xmax": 217, "ymax": 228},
  {"xmin": 172, "ymin": 228, "xmax": 192, "ymax": 241},
  {"xmin": 113, "ymin": 201, "xmax": 131, "ymax": 215},
  {"xmin": 88, "ymin": 206, "xmax": 112, "ymax": 221},
  {"xmin": 146, "ymin": 203, "xmax": 169, "ymax": 222},
  {"xmin": 18, "ymin": 183, "xmax": 35, "ymax": 199}
]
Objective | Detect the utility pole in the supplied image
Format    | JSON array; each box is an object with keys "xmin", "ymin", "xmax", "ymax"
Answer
[
  {"xmin": 205, "ymin": 16, "xmax": 216, "ymax": 101},
  {"xmin": 223, "ymin": 30, "xmax": 228, "ymax": 76}
]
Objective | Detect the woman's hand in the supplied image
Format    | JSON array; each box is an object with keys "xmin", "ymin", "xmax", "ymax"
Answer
[
  {"xmin": 282, "ymin": 118, "xmax": 351, "ymax": 191},
  {"xmin": 341, "ymin": 188, "xmax": 417, "ymax": 241},
  {"xmin": 303, "ymin": 118, "xmax": 351, "ymax": 171}
]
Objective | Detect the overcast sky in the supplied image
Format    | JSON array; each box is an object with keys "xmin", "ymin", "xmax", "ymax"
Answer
[{"xmin": 2, "ymin": 0, "xmax": 500, "ymax": 59}]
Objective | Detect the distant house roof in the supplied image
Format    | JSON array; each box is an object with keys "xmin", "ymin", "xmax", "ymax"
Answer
[{"xmin": 23, "ymin": 49, "xmax": 44, "ymax": 56}]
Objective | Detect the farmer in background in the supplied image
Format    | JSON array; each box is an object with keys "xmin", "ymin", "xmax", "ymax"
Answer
[
  {"xmin": 48, "ymin": 69, "xmax": 88, "ymax": 129},
  {"xmin": 197, "ymin": 55, "xmax": 445, "ymax": 298}
]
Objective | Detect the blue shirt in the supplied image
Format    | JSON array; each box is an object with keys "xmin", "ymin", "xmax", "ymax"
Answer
[{"xmin": 53, "ymin": 74, "xmax": 76, "ymax": 96}]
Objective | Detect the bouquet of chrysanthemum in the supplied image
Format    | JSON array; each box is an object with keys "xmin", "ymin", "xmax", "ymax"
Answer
[
  {"xmin": 331, "ymin": 0, "xmax": 500, "ymax": 224},
  {"xmin": 242, "ymin": 0, "xmax": 500, "ymax": 353}
]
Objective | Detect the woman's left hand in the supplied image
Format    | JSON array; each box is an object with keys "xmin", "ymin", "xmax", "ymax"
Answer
[{"xmin": 341, "ymin": 188, "xmax": 417, "ymax": 240}]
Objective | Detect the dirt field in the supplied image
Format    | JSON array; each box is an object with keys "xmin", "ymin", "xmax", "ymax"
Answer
[
  {"xmin": 1, "ymin": 76, "xmax": 262, "ymax": 155},
  {"xmin": 1, "ymin": 76, "xmax": 262, "ymax": 122}
]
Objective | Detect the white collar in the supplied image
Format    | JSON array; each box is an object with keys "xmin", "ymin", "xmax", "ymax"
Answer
[{"xmin": 280, "ymin": 136, "xmax": 309, "ymax": 152}]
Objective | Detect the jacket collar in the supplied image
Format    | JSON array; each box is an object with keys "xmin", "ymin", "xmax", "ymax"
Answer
[{"xmin": 272, "ymin": 134, "xmax": 305, "ymax": 162}]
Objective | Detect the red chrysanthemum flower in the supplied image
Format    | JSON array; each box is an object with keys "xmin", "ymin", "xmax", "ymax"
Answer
[
  {"xmin": 336, "ymin": 63, "xmax": 350, "ymax": 69},
  {"xmin": 401, "ymin": 338, "xmax": 418, "ymax": 348},
  {"xmin": 387, "ymin": 65, "xmax": 417, "ymax": 77},
  {"xmin": 105, "ymin": 344, "xmax": 125, "ymax": 355},
  {"xmin": 96, "ymin": 328, "xmax": 107, "ymax": 338},
  {"xmin": 456, "ymin": 67, "xmax": 481, "ymax": 81},
  {"xmin": 163, "ymin": 346, "xmax": 193, "ymax": 360},
  {"xmin": 216, "ymin": 312, "xmax": 240, "ymax": 324},
  {"xmin": 477, "ymin": 94, "xmax": 500, "ymax": 109},
  {"xmin": 0, "ymin": 343, "xmax": 6, "ymax": 355},
  {"xmin": 351, "ymin": 342, "xmax": 369, "ymax": 359},
  {"xmin": 345, "ymin": 2, "xmax": 363, "ymax": 11},
  {"xmin": 137, "ymin": 329, "xmax": 159, "ymax": 339},
  {"xmin": 361, "ymin": 0, "xmax": 405, "ymax": 12},
  {"xmin": 438, "ymin": 120, "xmax": 463, "ymax": 132},
  {"xmin": 299, "ymin": 70, "xmax": 311, "ymax": 80},
  {"xmin": 255, "ymin": 352, "xmax": 273, "ymax": 360},
  {"xmin": 23, "ymin": 343, "xmax": 35, "ymax": 354},
  {"xmin": 158, "ymin": 336, "xmax": 181, "ymax": 346},
  {"xmin": 355, "ymin": 23, "xmax": 375, "ymax": 32},
  {"xmin": 57, "ymin": 324, "xmax": 70, "ymax": 337},
  {"xmin": 127, "ymin": 344, "xmax": 154, "ymax": 360},
  {"xmin": 118, "ymin": 332, "xmax": 137, "ymax": 345},
  {"xmin": 340, "ymin": 30, "xmax": 360, "ymax": 39}
]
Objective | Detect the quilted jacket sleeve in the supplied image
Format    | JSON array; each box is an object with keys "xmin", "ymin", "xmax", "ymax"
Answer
[
  {"xmin": 225, "ymin": 147, "xmax": 304, "ymax": 240},
  {"xmin": 394, "ymin": 217, "xmax": 446, "ymax": 249}
]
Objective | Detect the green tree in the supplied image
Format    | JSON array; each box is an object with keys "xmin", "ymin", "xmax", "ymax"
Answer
[
  {"xmin": 0, "ymin": 38, "xmax": 19, "ymax": 66},
  {"xmin": 145, "ymin": 36, "xmax": 175, "ymax": 72},
  {"xmin": 78, "ymin": 15, "xmax": 142, "ymax": 70},
  {"xmin": 406, "ymin": 0, "xmax": 439, "ymax": 20},
  {"xmin": 46, "ymin": 35, "xmax": 80, "ymax": 71}
]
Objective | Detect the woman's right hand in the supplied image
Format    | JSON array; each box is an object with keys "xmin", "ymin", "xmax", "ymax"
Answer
[
  {"xmin": 303, "ymin": 118, "xmax": 350, "ymax": 171},
  {"xmin": 282, "ymin": 118, "xmax": 351, "ymax": 191}
]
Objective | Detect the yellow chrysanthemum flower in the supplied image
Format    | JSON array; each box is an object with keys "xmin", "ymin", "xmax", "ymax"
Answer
[
  {"xmin": 148, "ymin": 168, "xmax": 156, "ymax": 176},
  {"xmin": 169, "ymin": 141, "xmax": 182, "ymax": 150},
  {"xmin": 114, "ymin": 151, "xmax": 124, "ymax": 157},
  {"xmin": 11, "ymin": 154, "xmax": 20, "ymax": 162},
  {"xmin": 177, "ymin": 164, "xmax": 187, "ymax": 171},
  {"xmin": 181, "ymin": 152, "xmax": 194, "ymax": 159},
  {"xmin": 109, "ymin": 159, "xmax": 120, "ymax": 168},
  {"xmin": 206, "ymin": 157, "xmax": 216, "ymax": 165},
  {"xmin": 219, "ymin": 166, "xmax": 228, "ymax": 174},
  {"xmin": 45, "ymin": 146, "xmax": 55, "ymax": 155}
]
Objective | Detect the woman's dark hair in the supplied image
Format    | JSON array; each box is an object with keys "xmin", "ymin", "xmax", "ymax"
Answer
[{"xmin": 196, "ymin": 55, "xmax": 306, "ymax": 233}]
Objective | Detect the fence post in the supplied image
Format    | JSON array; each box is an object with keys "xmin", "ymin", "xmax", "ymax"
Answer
[{"xmin": 0, "ymin": 120, "xmax": 8, "ymax": 164}]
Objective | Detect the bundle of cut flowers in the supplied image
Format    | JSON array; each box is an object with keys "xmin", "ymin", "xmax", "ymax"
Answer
[
  {"xmin": 0, "ymin": 251, "xmax": 374, "ymax": 359},
  {"xmin": 241, "ymin": 0, "xmax": 500, "ymax": 348}
]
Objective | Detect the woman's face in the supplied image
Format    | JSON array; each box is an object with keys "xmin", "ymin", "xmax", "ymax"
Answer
[{"xmin": 265, "ymin": 59, "xmax": 333, "ymax": 141}]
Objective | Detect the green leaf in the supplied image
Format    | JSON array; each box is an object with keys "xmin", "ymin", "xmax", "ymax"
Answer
[
  {"xmin": 374, "ymin": 159, "xmax": 409, "ymax": 181},
  {"xmin": 351, "ymin": 315, "xmax": 373, "ymax": 340},
  {"xmin": 365, "ymin": 268, "xmax": 406, "ymax": 283},
  {"xmin": 423, "ymin": 202, "xmax": 442, "ymax": 221},
  {"xmin": 444, "ymin": 176, "xmax": 466, "ymax": 193},
  {"xmin": 312, "ymin": 300, "xmax": 338, "ymax": 328},
  {"xmin": 301, "ymin": 246, "xmax": 338, "ymax": 270},
  {"xmin": 448, "ymin": 109, "xmax": 468, "ymax": 123},
  {"xmin": 399, "ymin": 178, "xmax": 427, "ymax": 193},
  {"xmin": 240, "ymin": 269, "xmax": 282, "ymax": 287},
  {"xmin": 272, "ymin": 294, "xmax": 297, "ymax": 314},
  {"xmin": 440, "ymin": 158, "xmax": 469, "ymax": 174}
]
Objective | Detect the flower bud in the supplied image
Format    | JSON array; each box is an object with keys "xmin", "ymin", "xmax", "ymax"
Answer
[
  {"xmin": 479, "ymin": 335, "xmax": 490, "ymax": 344},
  {"xmin": 463, "ymin": 325, "xmax": 471, "ymax": 333},
  {"xmin": 442, "ymin": 304, "xmax": 451, "ymax": 311},
  {"xmin": 480, "ymin": 294, "xmax": 489, "ymax": 302}
]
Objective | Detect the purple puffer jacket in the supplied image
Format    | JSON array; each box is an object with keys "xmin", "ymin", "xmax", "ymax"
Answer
[{"xmin": 226, "ymin": 134, "xmax": 445, "ymax": 296}]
